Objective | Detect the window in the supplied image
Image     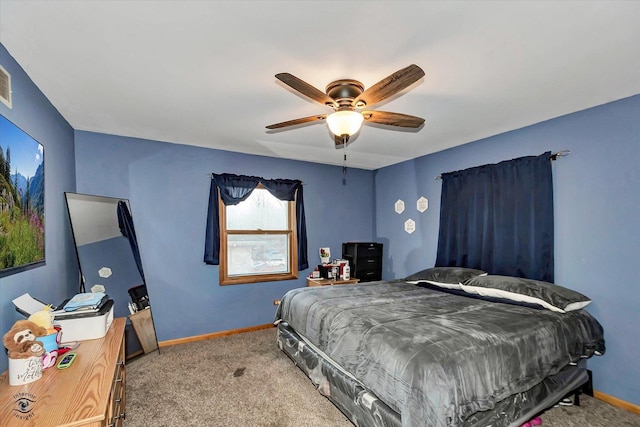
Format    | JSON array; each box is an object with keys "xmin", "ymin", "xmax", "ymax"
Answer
[
  {"xmin": 219, "ymin": 185, "xmax": 298, "ymax": 285},
  {"xmin": 203, "ymin": 173, "xmax": 308, "ymax": 282}
]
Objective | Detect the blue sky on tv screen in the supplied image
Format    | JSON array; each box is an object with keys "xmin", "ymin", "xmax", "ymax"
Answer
[{"xmin": 0, "ymin": 115, "xmax": 44, "ymax": 178}]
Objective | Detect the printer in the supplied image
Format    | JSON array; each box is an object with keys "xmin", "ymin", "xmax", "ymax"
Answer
[{"xmin": 12, "ymin": 293, "xmax": 114, "ymax": 343}]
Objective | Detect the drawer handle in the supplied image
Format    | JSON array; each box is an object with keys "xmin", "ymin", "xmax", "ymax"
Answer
[
  {"xmin": 367, "ymin": 259, "xmax": 375, "ymax": 263},
  {"xmin": 117, "ymin": 361, "xmax": 125, "ymax": 366},
  {"xmin": 108, "ymin": 414, "xmax": 125, "ymax": 427},
  {"xmin": 115, "ymin": 377, "xmax": 123, "ymax": 383}
]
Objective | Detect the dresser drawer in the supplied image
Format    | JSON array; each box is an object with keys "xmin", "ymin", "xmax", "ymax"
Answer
[
  {"xmin": 342, "ymin": 242, "xmax": 382, "ymax": 259},
  {"xmin": 357, "ymin": 256, "xmax": 381, "ymax": 266},
  {"xmin": 356, "ymin": 268, "xmax": 382, "ymax": 281},
  {"xmin": 107, "ymin": 356, "xmax": 126, "ymax": 426}
]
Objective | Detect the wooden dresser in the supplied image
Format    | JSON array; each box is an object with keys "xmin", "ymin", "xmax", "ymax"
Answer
[{"xmin": 0, "ymin": 317, "xmax": 126, "ymax": 426}]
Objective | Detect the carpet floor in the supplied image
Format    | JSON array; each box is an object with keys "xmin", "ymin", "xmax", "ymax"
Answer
[{"xmin": 125, "ymin": 328, "xmax": 640, "ymax": 427}]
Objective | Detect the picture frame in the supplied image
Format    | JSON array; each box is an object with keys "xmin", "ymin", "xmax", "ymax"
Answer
[{"xmin": 0, "ymin": 114, "xmax": 45, "ymax": 277}]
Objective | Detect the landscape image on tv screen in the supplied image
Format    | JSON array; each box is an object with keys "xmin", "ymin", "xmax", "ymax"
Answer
[{"xmin": 0, "ymin": 114, "xmax": 45, "ymax": 277}]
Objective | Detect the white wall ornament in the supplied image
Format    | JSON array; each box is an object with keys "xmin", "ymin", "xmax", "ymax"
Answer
[
  {"xmin": 404, "ymin": 218, "xmax": 416, "ymax": 234},
  {"xmin": 91, "ymin": 284, "xmax": 106, "ymax": 293},
  {"xmin": 98, "ymin": 267, "xmax": 112, "ymax": 278},
  {"xmin": 395, "ymin": 199, "xmax": 405, "ymax": 214},
  {"xmin": 417, "ymin": 196, "xmax": 429, "ymax": 213}
]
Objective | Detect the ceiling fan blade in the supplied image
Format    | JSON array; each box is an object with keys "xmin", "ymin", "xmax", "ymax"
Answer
[
  {"xmin": 362, "ymin": 110, "xmax": 425, "ymax": 128},
  {"xmin": 275, "ymin": 73, "xmax": 338, "ymax": 108},
  {"xmin": 266, "ymin": 114, "xmax": 327, "ymax": 129},
  {"xmin": 353, "ymin": 64, "xmax": 425, "ymax": 108}
]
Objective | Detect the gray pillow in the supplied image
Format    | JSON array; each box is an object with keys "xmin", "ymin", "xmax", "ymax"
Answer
[
  {"xmin": 460, "ymin": 275, "xmax": 591, "ymax": 313},
  {"xmin": 406, "ymin": 267, "xmax": 487, "ymax": 290}
]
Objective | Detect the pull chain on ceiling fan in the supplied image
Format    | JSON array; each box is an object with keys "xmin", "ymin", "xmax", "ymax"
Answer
[{"xmin": 266, "ymin": 64, "xmax": 426, "ymax": 146}]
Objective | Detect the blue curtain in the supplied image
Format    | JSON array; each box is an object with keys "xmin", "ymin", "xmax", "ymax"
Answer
[
  {"xmin": 435, "ymin": 152, "xmax": 554, "ymax": 282},
  {"xmin": 204, "ymin": 173, "xmax": 308, "ymax": 270},
  {"xmin": 117, "ymin": 201, "xmax": 145, "ymax": 282}
]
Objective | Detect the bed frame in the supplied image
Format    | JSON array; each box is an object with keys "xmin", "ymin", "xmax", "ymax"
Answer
[{"xmin": 277, "ymin": 322, "xmax": 590, "ymax": 427}]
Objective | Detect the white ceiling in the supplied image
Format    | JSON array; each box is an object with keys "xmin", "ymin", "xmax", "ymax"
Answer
[{"xmin": 1, "ymin": 1, "xmax": 639, "ymax": 170}]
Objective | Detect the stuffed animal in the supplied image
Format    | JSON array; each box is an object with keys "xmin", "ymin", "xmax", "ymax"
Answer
[
  {"xmin": 29, "ymin": 308, "xmax": 54, "ymax": 332},
  {"xmin": 3, "ymin": 319, "xmax": 48, "ymax": 360},
  {"xmin": 7, "ymin": 340, "xmax": 46, "ymax": 359}
]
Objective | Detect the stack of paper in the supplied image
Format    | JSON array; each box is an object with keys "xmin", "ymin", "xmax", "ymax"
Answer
[
  {"xmin": 61, "ymin": 292, "xmax": 108, "ymax": 312},
  {"xmin": 12, "ymin": 293, "xmax": 48, "ymax": 316}
]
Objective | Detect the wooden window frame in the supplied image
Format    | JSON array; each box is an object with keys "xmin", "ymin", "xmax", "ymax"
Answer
[{"xmin": 219, "ymin": 184, "xmax": 298, "ymax": 285}]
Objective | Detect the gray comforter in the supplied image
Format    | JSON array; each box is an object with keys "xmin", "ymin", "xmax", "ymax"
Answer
[{"xmin": 275, "ymin": 280, "xmax": 605, "ymax": 427}]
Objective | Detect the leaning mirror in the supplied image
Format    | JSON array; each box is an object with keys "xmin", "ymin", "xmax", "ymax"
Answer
[{"xmin": 64, "ymin": 192, "xmax": 159, "ymax": 357}]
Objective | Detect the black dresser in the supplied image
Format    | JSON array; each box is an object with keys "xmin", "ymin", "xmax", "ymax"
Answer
[{"xmin": 342, "ymin": 242, "xmax": 383, "ymax": 282}]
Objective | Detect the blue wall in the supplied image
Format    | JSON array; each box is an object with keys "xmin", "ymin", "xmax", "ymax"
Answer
[
  {"xmin": 0, "ymin": 44, "xmax": 78, "ymax": 374},
  {"xmin": 73, "ymin": 130, "xmax": 376, "ymax": 342},
  {"xmin": 2, "ymin": 38, "xmax": 638, "ymax": 406},
  {"xmin": 374, "ymin": 94, "xmax": 640, "ymax": 406}
]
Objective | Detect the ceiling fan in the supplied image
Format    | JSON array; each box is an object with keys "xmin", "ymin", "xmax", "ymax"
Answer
[{"xmin": 266, "ymin": 64, "xmax": 425, "ymax": 146}]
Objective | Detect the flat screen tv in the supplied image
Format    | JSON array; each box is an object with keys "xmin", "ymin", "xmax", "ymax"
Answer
[{"xmin": 0, "ymin": 114, "xmax": 45, "ymax": 277}]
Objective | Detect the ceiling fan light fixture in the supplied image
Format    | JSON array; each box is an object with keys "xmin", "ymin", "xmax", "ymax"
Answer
[{"xmin": 326, "ymin": 110, "xmax": 364, "ymax": 137}]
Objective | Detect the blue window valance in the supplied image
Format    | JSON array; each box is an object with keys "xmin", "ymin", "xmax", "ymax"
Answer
[{"xmin": 204, "ymin": 173, "xmax": 308, "ymax": 270}]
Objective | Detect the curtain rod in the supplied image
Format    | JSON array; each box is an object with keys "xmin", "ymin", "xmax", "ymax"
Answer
[
  {"xmin": 434, "ymin": 150, "xmax": 571, "ymax": 180},
  {"xmin": 205, "ymin": 173, "xmax": 306, "ymax": 184}
]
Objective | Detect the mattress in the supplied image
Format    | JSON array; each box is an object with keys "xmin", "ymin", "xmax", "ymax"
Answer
[{"xmin": 274, "ymin": 280, "xmax": 605, "ymax": 427}]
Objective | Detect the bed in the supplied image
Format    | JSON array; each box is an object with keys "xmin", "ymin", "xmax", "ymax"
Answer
[{"xmin": 274, "ymin": 270, "xmax": 605, "ymax": 427}]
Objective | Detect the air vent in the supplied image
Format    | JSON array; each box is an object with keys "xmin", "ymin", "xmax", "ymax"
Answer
[{"xmin": 0, "ymin": 65, "xmax": 12, "ymax": 109}]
